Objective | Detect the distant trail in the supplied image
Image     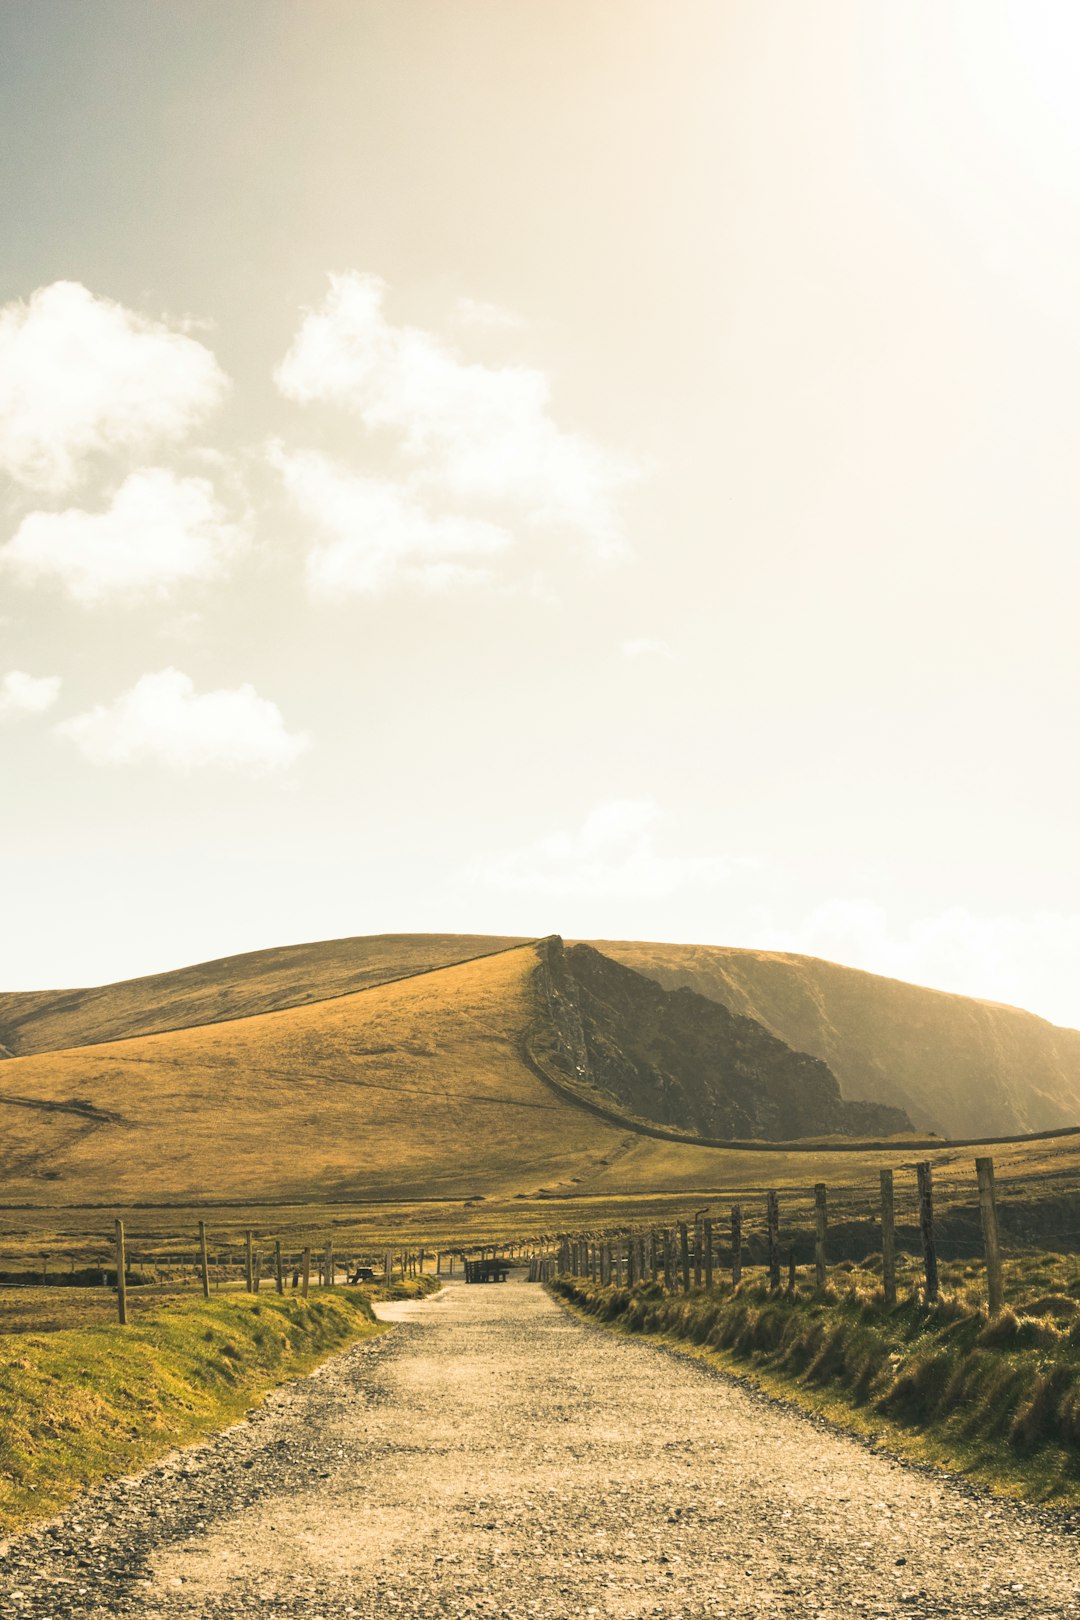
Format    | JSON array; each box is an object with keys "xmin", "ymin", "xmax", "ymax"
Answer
[{"xmin": 3, "ymin": 1282, "xmax": 1078, "ymax": 1618}]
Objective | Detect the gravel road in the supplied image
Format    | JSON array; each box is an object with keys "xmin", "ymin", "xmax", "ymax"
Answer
[{"xmin": 1, "ymin": 1277, "xmax": 1078, "ymax": 1619}]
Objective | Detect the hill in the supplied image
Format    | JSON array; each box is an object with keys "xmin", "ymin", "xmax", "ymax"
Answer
[
  {"xmin": 0, "ymin": 939, "xmax": 920, "ymax": 1212},
  {"xmin": 0, "ymin": 944, "xmax": 626, "ymax": 1205},
  {"xmin": 3, "ymin": 930, "xmax": 1079, "ymax": 1149},
  {"xmin": 591, "ymin": 941, "xmax": 1080, "ymax": 1138},
  {"xmin": 0, "ymin": 934, "xmax": 526, "ymax": 1058}
]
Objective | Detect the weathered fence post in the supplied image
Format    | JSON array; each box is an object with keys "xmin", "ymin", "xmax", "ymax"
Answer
[
  {"xmin": 703, "ymin": 1217, "xmax": 714, "ymax": 1289},
  {"xmin": 814, "ymin": 1183, "xmax": 828, "ymax": 1290},
  {"xmin": 678, "ymin": 1222, "xmax": 691, "ymax": 1292},
  {"xmin": 662, "ymin": 1229, "xmax": 675, "ymax": 1291},
  {"xmin": 731, "ymin": 1204, "xmax": 742, "ymax": 1285},
  {"xmin": 301, "ymin": 1246, "xmax": 311, "ymax": 1299},
  {"xmin": 766, "ymin": 1191, "xmax": 780, "ymax": 1291},
  {"xmin": 274, "ymin": 1239, "xmax": 284, "ymax": 1295},
  {"xmin": 245, "ymin": 1230, "xmax": 254, "ymax": 1293},
  {"xmin": 325, "ymin": 1240, "xmax": 334, "ymax": 1288},
  {"xmin": 880, "ymin": 1168, "xmax": 897, "ymax": 1308},
  {"xmin": 975, "ymin": 1156, "xmax": 1004, "ymax": 1315},
  {"xmin": 115, "ymin": 1217, "xmax": 128, "ymax": 1326},
  {"xmin": 198, "ymin": 1219, "xmax": 210, "ymax": 1301},
  {"xmin": 916, "ymin": 1161, "xmax": 939, "ymax": 1303},
  {"xmin": 693, "ymin": 1219, "xmax": 703, "ymax": 1288}
]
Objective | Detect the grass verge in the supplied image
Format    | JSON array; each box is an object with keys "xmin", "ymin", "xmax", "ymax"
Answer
[
  {"xmin": 0, "ymin": 1285, "xmax": 394, "ymax": 1534},
  {"xmin": 552, "ymin": 1264, "xmax": 1080, "ymax": 1507}
]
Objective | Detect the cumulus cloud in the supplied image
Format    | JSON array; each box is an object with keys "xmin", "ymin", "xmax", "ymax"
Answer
[
  {"xmin": 1, "ymin": 469, "xmax": 246, "ymax": 605},
  {"xmin": 465, "ymin": 799, "xmax": 738, "ymax": 900},
  {"xmin": 57, "ymin": 668, "xmax": 308, "ymax": 774},
  {"xmin": 270, "ymin": 444, "xmax": 510, "ymax": 597},
  {"xmin": 764, "ymin": 898, "xmax": 1080, "ymax": 1029},
  {"xmin": 0, "ymin": 281, "xmax": 227, "ymax": 492},
  {"xmin": 0, "ymin": 670, "xmax": 61, "ymax": 720},
  {"xmin": 275, "ymin": 273, "xmax": 635, "ymax": 552}
]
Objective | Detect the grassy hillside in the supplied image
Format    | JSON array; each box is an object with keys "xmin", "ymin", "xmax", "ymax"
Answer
[
  {"xmin": 0, "ymin": 933, "xmax": 527, "ymax": 1057},
  {"xmin": 592, "ymin": 941, "xmax": 1080, "ymax": 1138},
  {"xmin": 6, "ymin": 929, "xmax": 1079, "ymax": 1143},
  {"xmin": 3, "ymin": 934, "xmax": 1079, "ymax": 1262},
  {"xmin": 0, "ymin": 1289, "xmax": 384, "ymax": 1532},
  {"xmin": 0, "ymin": 943, "xmax": 644, "ymax": 1205}
]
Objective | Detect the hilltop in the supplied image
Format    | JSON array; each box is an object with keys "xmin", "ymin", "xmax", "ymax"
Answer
[{"xmin": 0, "ymin": 934, "xmax": 526, "ymax": 1058}]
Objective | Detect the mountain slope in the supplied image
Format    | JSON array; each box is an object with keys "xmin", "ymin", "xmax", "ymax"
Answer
[
  {"xmin": 590, "ymin": 941, "xmax": 1080, "ymax": 1138},
  {"xmin": 0, "ymin": 944, "xmax": 627, "ymax": 1204},
  {"xmin": 534, "ymin": 941, "xmax": 911, "ymax": 1140},
  {"xmin": 0, "ymin": 934, "xmax": 528, "ymax": 1058}
]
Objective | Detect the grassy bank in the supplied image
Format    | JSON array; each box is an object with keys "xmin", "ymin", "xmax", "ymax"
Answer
[
  {"xmin": 553, "ymin": 1258, "xmax": 1080, "ymax": 1505},
  {"xmin": 0, "ymin": 1286, "xmax": 393, "ymax": 1533}
]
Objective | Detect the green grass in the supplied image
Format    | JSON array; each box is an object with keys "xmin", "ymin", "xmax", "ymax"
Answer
[
  {"xmin": 0, "ymin": 1286, "xmax": 388, "ymax": 1533},
  {"xmin": 552, "ymin": 1255, "xmax": 1080, "ymax": 1505}
]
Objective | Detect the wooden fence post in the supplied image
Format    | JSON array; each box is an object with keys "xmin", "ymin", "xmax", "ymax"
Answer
[
  {"xmin": 301, "ymin": 1246, "xmax": 311, "ymax": 1299},
  {"xmin": 916, "ymin": 1161, "xmax": 939, "ymax": 1303},
  {"xmin": 703, "ymin": 1217, "xmax": 714, "ymax": 1289},
  {"xmin": 245, "ymin": 1231, "xmax": 254, "ymax": 1293},
  {"xmin": 198, "ymin": 1219, "xmax": 210, "ymax": 1301},
  {"xmin": 731, "ymin": 1205, "xmax": 742, "ymax": 1285},
  {"xmin": 678, "ymin": 1222, "xmax": 691, "ymax": 1292},
  {"xmin": 662, "ymin": 1229, "xmax": 674, "ymax": 1290},
  {"xmin": 693, "ymin": 1219, "xmax": 703, "ymax": 1288},
  {"xmin": 814, "ymin": 1183, "xmax": 828, "ymax": 1290},
  {"xmin": 274, "ymin": 1239, "xmax": 284, "ymax": 1295},
  {"xmin": 325, "ymin": 1240, "xmax": 334, "ymax": 1288},
  {"xmin": 115, "ymin": 1217, "xmax": 128, "ymax": 1326},
  {"xmin": 880, "ymin": 1168, "xmax": 896, "ymax": 1308},
  {"xmin": 976, "ymin": 1156, "xmax": 1004, "ymax": 1315},
  {"xmin": 766, "ymin": 1191, "xmax": 780, "ymax": 1290}
]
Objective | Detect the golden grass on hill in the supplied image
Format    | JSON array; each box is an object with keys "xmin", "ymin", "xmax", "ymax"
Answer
[
  {"xmin": 2, "ymin": 940, "xmax": 1079, "ymax": 1235},
  {"xmin": 592, "ymin": 939, "xmax": 1080, "ymax": 1138},
  {"xmin": 0, "ymin": 944, "xmax": 635, "ymax": 1206},
  {"xmin": 0, "ymin": 933, "xmax": 527, "ymax": 1058}
]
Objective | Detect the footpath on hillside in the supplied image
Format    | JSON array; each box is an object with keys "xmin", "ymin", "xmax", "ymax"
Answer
[{"xmin": 1, "ymin": 1280, "xmax": 1078, "ymax": 1619}]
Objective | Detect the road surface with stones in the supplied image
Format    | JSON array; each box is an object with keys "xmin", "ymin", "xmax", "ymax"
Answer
[{"xmin": 1, "ymin": 1277, "xmax": 1078, "ymax": 1619}]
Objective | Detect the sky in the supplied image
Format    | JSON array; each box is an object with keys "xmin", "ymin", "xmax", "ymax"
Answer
[{"xmin": 3, "ymin": 1, "xmax": 1080, "ymax": 1025}]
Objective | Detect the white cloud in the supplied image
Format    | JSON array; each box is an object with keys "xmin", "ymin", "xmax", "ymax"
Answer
[
  {"xmin": 465, "ymin": 799, "xmax": 738, "ymax": 901},
  {"xmin": 57, "ymin": 668, "xmax": 308, "ymax": 775},
  {"xmin": 0, "ymin": 281, "xmax": 227, "ymax": 492},
  {"xmin": 763, "ymin": 898, "xmax": 1080, "ymax": 1028},
  {"xmin": 275, "ymin": 273, "xmax": 636, "ymax": 552},
  {"xmin": 454, "ymin": 296, "xmax": 526, "ymax": 331},
  {"xmin": 270, "ymin": 445, "xmax": 510, "ymax": 597},
  {"xmin": 1, "ymin": 469, "xmax": 246, "ymax": 605},
  {"xmin": 0, "ymin": 670, "xmax": 61, "ymax": 720},
  {"xmin": 621, "ymin": 637, "xmax": 677, "ymax": 660}
]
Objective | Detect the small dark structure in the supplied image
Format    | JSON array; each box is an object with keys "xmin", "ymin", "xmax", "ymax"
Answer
[
  {"xmin": 464, "ymin": 1257, "xmax": 512, "ymax": 1284},
  {"xmin": 349, "ymin": 1265, "xmax": 377, "ymax": 1283}
]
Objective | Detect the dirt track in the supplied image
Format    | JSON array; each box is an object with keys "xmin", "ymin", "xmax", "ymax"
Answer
[{"xmin": 2, "ymin": 1278, "xmax": 1079, "ymax": 1618}]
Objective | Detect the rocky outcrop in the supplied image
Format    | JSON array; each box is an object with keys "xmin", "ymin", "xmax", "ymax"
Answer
[{"xmin": 535, "ymin": 939, "xmax": 911, "ymax": 1141}]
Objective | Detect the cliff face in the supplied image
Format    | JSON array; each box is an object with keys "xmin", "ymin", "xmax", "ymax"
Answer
[
  {"xmin": 588, "ymin": 940, "xmax": 1080, "ymax": 1138},
  {"xmin": 535, "ymin": 940, "xmax": 912, "ymax": 1141}
]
